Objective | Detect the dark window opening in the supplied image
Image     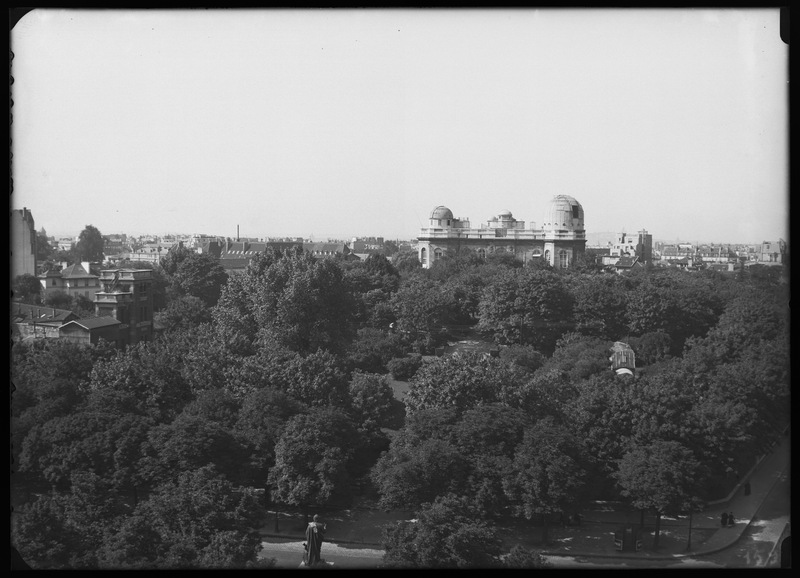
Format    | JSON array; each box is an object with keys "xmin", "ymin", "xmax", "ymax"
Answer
[{"xmin": 572, "ymin": 205, "xmax": 580, "ymax": 219}]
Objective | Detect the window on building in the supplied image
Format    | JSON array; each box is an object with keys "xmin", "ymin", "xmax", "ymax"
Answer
[
  {"xmin": 559, "ymin": 250, "xmax": 569, "ymax": 269},
  {"xmin": 420, "ymin": 247, "xmax": 427, "ymax": 265},
  {"xmin": 572, "ymin": 205, "xmax": 580, "ymax": 219},
  {"xmin": 434, "ymin": 249, "xmax": 443, "ymax": 261},
  {"xmin": 544, "ymin": 249, "xmax": 550, "ymax": 263},
  {"xmin": 478, "ymin": 248, "xmax": 486, "ymax": 259}
]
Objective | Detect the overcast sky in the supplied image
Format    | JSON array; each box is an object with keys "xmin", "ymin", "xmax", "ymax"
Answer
[{"xmin": 10, "ymin": 8, "xmax": 788, "ymax": 244}]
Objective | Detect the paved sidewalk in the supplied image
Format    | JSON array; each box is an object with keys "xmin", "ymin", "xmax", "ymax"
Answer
[{"xmin": 259, "ymin": 432, "xmax": 789, "ymax": 561}]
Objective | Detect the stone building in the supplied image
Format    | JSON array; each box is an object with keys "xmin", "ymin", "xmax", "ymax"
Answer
[
  {"xmin": 417, "ymin": 195, "xmax": 586, "ymax": 268},
  {"xmin": 10, "ymin": 208, "xmax": 37, "ymax": 280},
  {"xmin": 93, "ymin": 269, "xmax": 154, "ymax": 346},
  {"xmin": 38, "ymin": 262, "xmax": 100, "ymax": 300},
  {"xmin": 608, "ymin": 229, "xmax": 653, "ymax": 266}
]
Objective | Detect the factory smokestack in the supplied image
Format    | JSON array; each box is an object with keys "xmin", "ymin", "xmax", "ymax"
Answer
[{"xmin": 237, "ymin": 225, "xmax": 239, "ymax": 242}]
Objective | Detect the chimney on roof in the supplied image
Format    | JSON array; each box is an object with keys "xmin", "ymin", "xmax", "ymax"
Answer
[{"xmin": 81, "ymin": 261, "xmax": 91, "ymax": 273}]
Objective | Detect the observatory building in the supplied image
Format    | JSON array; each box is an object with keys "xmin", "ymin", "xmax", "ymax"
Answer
[{"xmin": 417, "ymin": 195, "xmax": 587, "ymax": 268}]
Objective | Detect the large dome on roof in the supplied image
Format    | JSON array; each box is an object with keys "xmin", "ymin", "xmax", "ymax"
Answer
[
  {"xmin": 542, "ymin": 195, "xmax": 584, "ymax": 230},
  {"xmin": 430, "ymin": 206, "xmax": 454, "ymax": 220}
]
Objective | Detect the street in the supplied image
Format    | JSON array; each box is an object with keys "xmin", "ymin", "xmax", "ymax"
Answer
[
  {"xmin": 546, "ymin": 464, "xmax": 790, "ymax": 569},
  {"xmin": 259, "ymin": 538, "xmax": 384, "ymax": 569}
]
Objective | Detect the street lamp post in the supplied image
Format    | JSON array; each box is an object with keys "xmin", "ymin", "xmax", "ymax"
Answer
[{"xmin": 686, "ymin": 512, "xmax": 693, "ymax": 551}]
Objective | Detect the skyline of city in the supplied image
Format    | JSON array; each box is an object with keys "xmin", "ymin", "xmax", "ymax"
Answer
[
  {"xmin": 33, "ymin": 220, "xmax": 785, "ymax": 249},
  {"xmin": 11, "ymin": 9, "xmax": 788, "ymax": 245}
]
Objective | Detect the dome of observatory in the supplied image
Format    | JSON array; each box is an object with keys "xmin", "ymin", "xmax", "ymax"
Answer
[
  {"xmin": 430, "ymin": 206, "xmax": 454, "ymax": 220},
  {"xmin": 498, "ymin": 210, "xmax": 513, "ymax": 219},
  {"xmin": 542, "ymin": 195, "xmax": 584, "ymax": 230}
]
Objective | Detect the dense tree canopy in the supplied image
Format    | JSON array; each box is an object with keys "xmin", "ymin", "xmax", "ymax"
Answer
[
  {"xmin": 403, "ymin": 351, "xmax": 526, "ymax": 415},
  {"xmin": 213, "ymin": 249, "xmax": 356, "ymax": 355},
  {"xmin": 477, "ymin": 268, "xmax": 573, "ymax": 353},
  {"xmin": 268, "ymin": 407, "xmax": 359, "ymax": 510},
  {"xmin": 11, "ymin": 240, "xmax": 790, "ymax": 566}
]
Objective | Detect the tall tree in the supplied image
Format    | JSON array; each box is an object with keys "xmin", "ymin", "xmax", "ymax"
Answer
[
  {"xmin": 371, "ymin": 436, "xmax": 469, "ymax": 511},
  {"xmin": 112, "ymin": 465, "xmax": 265, "ymax": 568},
  {"xmin": 73, "ymin": 225, "xmax": 105, "ymax": 263},
  {"xmin": 404, "ymin": 351, "xmax": 526, "ymax": 415},
  {"xmin": 169, "ymin": 252, "xmax": 229, "ymax": 307},
  {"xmin": 613, "ymin": 440, "xmax": 708, "ymax": 549},
  {"xmin": 503, "ymin": 417, "xmax": 589, "ymax": 544},
  {"xmin": 477, "ymin": 268, "xmax": 573, "ymax": 354},
  {"xmin": 389, "ymin": 275, "xmax": 452, "ymax": 352},
  {"xmin": 138, "ymin": 413, "xmax": 250, "ymax": 487},
  {"xmin": 381, "ymin": 493, "xmax": 503, "ymax": 569},
  {"xmin": 12, "ymin": 274, "xmax": 42, "ymax": 304},
  {"xmin": 268, "ymin": 407, "xmax": 358, "ymax": 511},
  {"xmin": 35, "ymin": 229, "xmax": 54, "ymax": 262},
  {"xmin": 213, "ymin": 250, "xmax": 356, "ymax": 355}
]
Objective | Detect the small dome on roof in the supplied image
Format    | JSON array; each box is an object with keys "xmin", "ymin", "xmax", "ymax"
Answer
[
  {"xmin": 498, "ymin": 210, "xmax": 513, "ymax": 219},
  {"xmin": 430, "ymin": 206, "xmax": 454, "ymax": 220}
]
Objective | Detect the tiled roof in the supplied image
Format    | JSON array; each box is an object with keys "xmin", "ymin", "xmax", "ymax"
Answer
[
  {"xmin": 614, "ymin": 256, "xmax": 639, "ymax": 268},
  {"xmin": 60, "ymin": 263, "xmax": 97, "ymax": 278},
  {"xmin": 306, "ymin": 243, "xmax": 348, "ymax": 254},
  {"xmin": 11, "ymin": 302, "xmax": 77, "ymax": 323},
  {"xmin": 218, "ymin": 258, "xmax": 251, "ymax": 271},
  {"xmin": 61, "ymin": 316, "xmax": 122, "ymax": 330}
]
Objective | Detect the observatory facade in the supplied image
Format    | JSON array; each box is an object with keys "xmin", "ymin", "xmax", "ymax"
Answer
[{"xmin": 417, "ymin": 195, "xmax": 587, "ymax": 268}]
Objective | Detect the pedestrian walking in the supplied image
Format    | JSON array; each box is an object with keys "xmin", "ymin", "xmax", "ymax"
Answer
[
  {"xmin": 720, "ymin": 512, "xmax": 728, "ymax": 527},
  {"xmin": 727, "ymin": 512, "xmax": 735, "ymax": 527}
]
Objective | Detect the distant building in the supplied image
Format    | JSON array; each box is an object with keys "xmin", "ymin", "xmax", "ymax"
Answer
[
  {"xmin": 59, "ymin": 316, "xmax": 122, "ymax": 346},
  {"xmin": 188, "ymin": 234, "xmax": 224, "ymax": 249},
  {"xmin": 11, "ymin": 208, "xmax": 37, "ymax": 280},
  {"xmin": 94, "ymin": 269, "xmax": 154, "ymax": 346},
  {"xmin": 56, "ymin": 237, "xmax": 76, "ymax": 252},
  {"xmin": 38, "ymin": 262, "xmax": 101, "ymax": 300},
  {"xmin": 613, "ymin": 256, "xmax": 643, "ymax": 274},
  {"xmin": 417, "ymin": 195, "xmax": 587, "ymax": 269},
  {"xmin": 10, "ymin": 302, "xmax": 78, "ymax": 342},
  {"xmin": 110, "ymin": 249, "xmax": 166, "ymax": 265},
  {"xmin": 658, "ymin": 243, "xmax": 696, "ymax": 264},
  {"xmin": 305, "ymin": 242, "xmax": 352, "ymax": 259},
  {"xmin": 217, "ymin": 238, "xmax": 304, "ymax": 274},
  {"xmin": 103, "ymin": 234, "xmax": 127, "ymax": 256},
  {"xmin": 607, "ymin": 229, "xmax": 652, "ymax": 266},
  {"xmin": 757, "ymin": 239, "xmax": 787, "ymax": 265}
]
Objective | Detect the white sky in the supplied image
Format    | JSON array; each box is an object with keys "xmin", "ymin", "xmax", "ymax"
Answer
[{"xmin": 10, "ymin": 8, "xmax": 788, "ymax": 244}]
